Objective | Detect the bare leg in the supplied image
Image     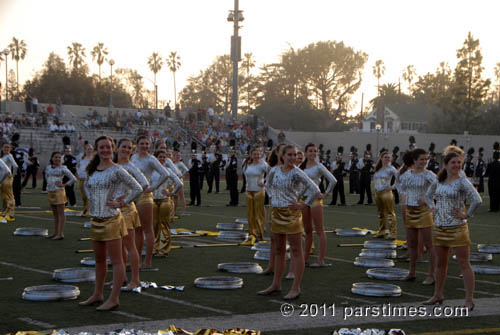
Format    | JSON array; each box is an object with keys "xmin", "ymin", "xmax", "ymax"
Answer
[
  {"xmin": 302, "ymin": 207, "xmax": 313, "ymax": 262},
  {"xmin": 80, "ymin": 241, "xmax": 106, "ymax": 305},
  {"xmin": 137, "ymin": 202, "xmax": 154, "ymax": 267},
  {"xmin": 455, "ymin": 245, "xmax": 474, "ymax": 308},
  {"xmin": 421, "ymin": 227, "xmax": 436, "ymax": 283},
  {"xmin": 427, "ymin": 245, "xmax": 449, "ymax": 303},
  {"xmin": 123, "ymin": 229, "xmax": 140, "ymax": 289},
  {"xmin": 50, "ymin": 205, "xmax": 59, "ymax": 238},
  {"xmin": 286, "ymin": 232, "xmax": 304, "ymax": 299},
  {"xmin": 258, "ymin": 233, "xmax": 286, "ymax": 294},
  {"xmin": 55, "ymin": 204, "xmax": 66, "ymax": 238},
  {"xmin": 97, "ymin": 238, "xmax": 124, "ymax": 310},
  {"xmin": 405, "ymin": 228, "xmax": 419, "ymax": 279},
  {"xmin": 310, "ymin": 205, "xmax": 327, "ymax": 265}
]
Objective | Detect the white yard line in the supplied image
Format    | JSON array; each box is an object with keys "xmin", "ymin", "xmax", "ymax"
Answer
[
  {"xmin": 402, "ymin": 291, "xmax": 431, "ymax": 299},
  {"xmin": 139, "ymin": 291, "xmax": 232, "ymax": 315},
  {"xmin": 111, "ymin": 311, "xmax": 152, "ymax": 321},
  {"xmin": 18, "ymin": 317, "xmax": 56, "ymax": 329},
  {"xmin": 336, "ymin": 295, "xmax": 376, "ymax": 304},
  {"xmin": 457, "ymin": 288, "xmax": 500, "ymax": 297},
  {"xmin": 0, "ymin": 260, "xmax": 52, "ymax": 275}
]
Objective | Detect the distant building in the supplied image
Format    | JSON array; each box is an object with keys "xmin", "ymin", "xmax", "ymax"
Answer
[{"xmin": 362, "ymin": 103, "xmax": 440, "ymax": 133}]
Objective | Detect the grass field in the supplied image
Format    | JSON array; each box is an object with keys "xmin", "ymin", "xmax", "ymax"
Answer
[{"xmin": 1, "ymin": 182, "xmax": 500, "ymax": 335}]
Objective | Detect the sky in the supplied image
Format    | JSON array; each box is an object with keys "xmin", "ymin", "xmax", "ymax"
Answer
[{"xmin": 1, "ymin": 0, "xmax": 499, "ymax": 116}]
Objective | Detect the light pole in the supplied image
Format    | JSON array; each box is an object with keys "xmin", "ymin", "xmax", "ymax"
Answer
[
  {"xmin": 2, "ymin": 48, "xmax": 9, "ymax": 113},
  {"xmin": 228, "ymin": 0, "xmax": 244, "ymax": 117},
  {"xmin": 109, "ymin": 59, "xmax": 115, "ymax": 108}
]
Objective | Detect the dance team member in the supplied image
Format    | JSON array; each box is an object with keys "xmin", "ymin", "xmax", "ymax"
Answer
[
  {"xmin": 45, "ymin": 152, "xmax": 76, "ymax": 240},
  {"xmin": 1, "ymin": 143, "xmax": 18, "ymax": 220},
  {"xmin": 243, "ymin": 146, "xmax": 270, "ymax": 243},
  {"xmin": 259, "ymin": 145, "xmax": 320, "ymax": 300},
  {"xmin": 152, "ymin": 150, "xmax": 182, "ymax": 256},
  {"xmin": 115, "ymin": 138, "xmax": 149, "ymax": 291},
  {"xmin": 295, "ymin": 150, "xmax": 304, "ymax": 166},
  {"xmin": 423, "ymin": 148, "xmax": 481, "ymax": 310},
  {"xmin": 261, "ymin": 143, "xmax": 286, "ymax": 275},
  {"xmin": 0, "ymin": 159, "xmax": 12, "ymax": 220},
  {"xmin": 131, "ymin": 136, "xmax": 170, "ymax": 270},
  {"xmin": 300, "ymin": 143, "xmax": 336, "ymax": 267},
  {"xmin": 80, "ymin": 136, "xmax": 142, "ymax": 311},
  {"xmin": 76, "ymin": 143, "xmax": 94, "ymax": 217},
  {"xmin": 373, "ymin": 150, "xmax": 399, "ymax": 240},
  {"xmin": 399, "ymin": 148, "xmax": 437, "ymax": 285},
  {"xmin": 173, "ymin": 150, "xmax": 188, "ymax": 216}
]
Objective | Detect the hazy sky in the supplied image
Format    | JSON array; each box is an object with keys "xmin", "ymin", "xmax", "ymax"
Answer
[{"xmin": 1, "ymin": 0, "xmax": 499, "ymax": 115}]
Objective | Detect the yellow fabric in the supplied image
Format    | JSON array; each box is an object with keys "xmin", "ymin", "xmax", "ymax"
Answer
[
  {"xmin": 136, "ymin": 192, "xmax": 154, "ymax": 206},
  {"xmin": 1, "ymin": 175, "xmax": 15, "ymax": 217},
  {"xmin": 79, "ymin": 179, "xmax": 89, "ymax": 216},
  {"xmin": 271, "ymin": 207, "xmax": 303, "ymax": 234},
  {"xmin": 311, "ymin": 197, "xmax": 323, "ymax": 208},
  {"xmin": 90, "ymin": 213, "xmax": 127, "ymax": 241},
  {"xmin": 433, "ymin": 224, "xmax": 471, "ymax": 247},
  {"xmin": 153, "ymin": 198, "xmax": 174, "ymax": 256},
  {"xmin": 375, "ymin": 189, "xmax": 397, "ymax": 237},
  {"xmin": 47, "ymin": 188, "xmax": 66, "ymax": 206},
  {"xmin": 405, "ymin": 204, "xmax": 434, "ymax": 229},
  {"xmin": 246, "ymin": 190, "xmax": 265, "ymax": 240},
  {"xmin": 121, "ymin": 202, "xmax": 141, "ymax": 229}
]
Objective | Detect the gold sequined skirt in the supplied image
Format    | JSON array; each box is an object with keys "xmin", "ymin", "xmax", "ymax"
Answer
[
  {"xmin": 405, "ymin": 205, "xmax": 434, "ymax": 229},
  {"xmin": 136, "ymin": 192, "xmax": 153, "ymax": 206},
  {"xmin": 90, "ymin": 213, "xmax": 128, "ymax": 241},
  {"xmin": 433, "ymin": 224, "xmax": 471, "ymax": 247},
  {"xmin": 48, "ymin": 189, "xmax": 66, "ymax": 206},
  {"xmin": 271, "ymin": 207, "xmax": 303, "ymax": 234},
  {"xmin": 311, "ymin": 197, "xmax": 323, "ymax": 208},
  {"xmin": 121, "ymin": 202, "xmax": 141, "ymax": 230}
]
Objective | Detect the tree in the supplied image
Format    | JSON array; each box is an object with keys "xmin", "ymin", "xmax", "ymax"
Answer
[
  {"xmin": 8, "ymin": 37, "xmax": 27, "ymax": 93},
  {"xmin": 241, "ymin": 52, "xmax": 256, "ymax": 113},
  {"xmin": 147, "ymin": 52, "xmax": 163, "ymax": 108},
  {"xmin": 373, "ymin": 59, "xmax": 386, "ymax": 94},
  {"xmin": 402, "ymin": 65, "xmax": 416, "ymax": 93},
  {"xmin": 370, "ymin": 83, "xmax": 413, "ymax": 107},
  {"xmin": 451, "ymin": 32, "xmax": 490, "ymax": 132},
  {"xmin": 67, "ymin": 42, "xmax": 87, "ymax": 74},
  {"xmin": 90, "ymin": 42, "xmax": 108, "ymax": 81},
  {"xmin": 494, "ymin": 62, "xmax": 500, "ymax": 107},
  {"xmin": 166, "ymin": 51, "xmax": 181, "ymax": 107}
]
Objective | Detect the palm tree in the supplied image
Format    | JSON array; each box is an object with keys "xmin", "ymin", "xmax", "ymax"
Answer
[
  {"xmin": 8, "ymin": 37, "xmax": 27, "ymax": 93},
  {"xmin": 67, "ymin": 42, "xmax": 86, "ymax": 72},
  {"xmin": 402, "ymin": 65, "xmax": 416, "ymax": 94},
  {"xmin": 166, "ymin": 51, "xmax": 181, "ymax": 108},
  {"xmin": 91, "ymin": 42, "xmax": 108, "ymax": 81},
  {"xmin": 372, "ymin": 59, "xmax": 386, "ymax": 94},
  {"xmin": 242, "ymin": 52, "xmax": 255, "ymax": 113},
  {"xmin": 147, "ymin": 52, "xmax": 163, "ymax": 109}
]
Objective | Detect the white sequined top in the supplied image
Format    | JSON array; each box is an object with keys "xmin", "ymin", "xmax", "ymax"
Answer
[
  {"xmin": 266, "ymin": 166, "xmax": 320, "ymax": 208},
  {"xmin": 115, "ymin": 162, "xmax": 149, "ymax": 202},
  {"xmin": 1, "ymin": 153, "xmax": 18, "ymax": 173},
  {"xmin": 244, "ymin": 161, "xmax": 270, "ymax": 192},
  {"xmin": 45, "ymin": 165, "xmax": 76, "ymax": 192},
  {"xmin": 84, "ymin": 165, "xmax": 143, "ymax": 218},
  {"xmin": 0, "ymin": 159, "xmax": 12, "ymax": 183},
  {"xmin": 373, "ymin": 166, "xmax": 398, "ymax": 192},
  {"xmin": 165, "ymin": 158, "xmax": 181, "ymax": 177},
  {"xmin": 152, "ymin": 168, "xmax": 183, "ymax": 200},
  {"xmin": 175, "ymin": 161, "xmax": 189, "ymax": 178},
  {"xmin": 76, "ymin": 157, "xmax": 91, "ymax": 180},
  {"xmin": 425, "ymin": 176, "xmax": 482, "ymax": 227},
  {"xmin": 303, "ymin": 163, "xmax": 337, "ymax": 195},
  {"xmin": 131, "ymin": 154, "xmax": 169, "ymax": 191},
  {"xmin": 399, "ymin": 170, "xmax": 437, "ymax": 206}
]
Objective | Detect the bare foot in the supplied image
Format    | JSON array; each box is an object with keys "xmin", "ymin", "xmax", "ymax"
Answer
[
  {"xmin": 284, "ymin": 289, "xmax": 301, "ymax": 300},
  {"xmin": 96, "ymin": 300, "xmax": 120, "ymax": 311},
  {"xmin": 257, "ymin": 286, "xmax": 281, "ymax": 296},
  {"xmin": 79, "ymin": 296, "xmax": 104, "ymax": 306}
]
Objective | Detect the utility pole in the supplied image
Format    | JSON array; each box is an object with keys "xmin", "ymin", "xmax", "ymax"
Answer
[{"xmin": 229, "ymin": 0, "xmax": 242, "ymax": 118}]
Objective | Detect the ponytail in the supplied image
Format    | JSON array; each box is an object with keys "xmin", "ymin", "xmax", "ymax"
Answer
[
  {"xmin": 437, "ymin": 151, "xmax": 462, "ymax": 182},
  {"xmin": 299, "ymin": 143, "xmax": 316, "ymax": 170}
]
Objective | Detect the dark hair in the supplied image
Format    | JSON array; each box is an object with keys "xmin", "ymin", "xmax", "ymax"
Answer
[
  {"xmin": 136, "ymin": 135, "xmax": 149, "ymax": 145},
  {"xmin": 437, "ymin": 151, "xmax": 463, "ymax": 182},
  {"xmin": 412, "ymin": 148, "xmax": 427, "ymax": 162},
  {"xmin": 267, "ymin": 144, "xmax": 286, "ymax": 167},
  {"xmin": 280, "ymin": 145, "xmax": 296, "ymax": 165},
  {"xmin": 0, "ymin": 142, "xmax": 10, "ymax": 158},
  {"xmin": 375, "ymin": 151, "xmax": 390, "ymax": 172},
  {"xmin": 299, "ymin": 143, "xmax": 316, "ymax": 170},
  {"xmin": 399, "ymin": 150, "xmax": 415, "ymax": 176},
  {"xmin": 87, "ymin": 136, "xmax": 114, "ymax": 176},
  {"xmin": 50, "ymin": 151, "xmax": 61, "ymax": 167},
  {"xmin": 154, "ymin": 150, "xmax": 167, "ymax": 158}
]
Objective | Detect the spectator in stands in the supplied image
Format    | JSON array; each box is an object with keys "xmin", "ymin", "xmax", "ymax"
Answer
[
  {"xmin": 47, "ymin": 104, "xmax": 54, "ymax": 115},
  {"xmin": 25, "ymin": 95, "xmax": 32, "ymax": 114},
  {"xmin": 32, "ymin": 96, "xmax": 38, "ymax": 113}
]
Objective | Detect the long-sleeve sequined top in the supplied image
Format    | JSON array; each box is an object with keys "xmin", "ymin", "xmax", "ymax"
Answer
[
  {"xmin": 115, "ymin": 162, "xmax": 149, "ymax": 202},
  {"xmin": 244, "ymin": 161, "xmax": 270, "ymax": 192},
  {"xmin": 84, "ymin": 165, "xmax": 143, "ymax": 218},
  {"xmin": 45, "ymin": 165, "xmax": 76, "ymax": 192},
  {"xmin": 165, "ymin": 158, "xmax": 181, "ymax": 177},
  {"xmin": 373, "ymin": 166, "xmax": 399, "ymax": 192},
  {"xmin": 1, "ymin": 153, "xmax": 18, "ymax": 174},
  {"xmin": 76, "ymin": 157, "xmax": 91, "ymax": 180},
  {"xmin": 425, "ymin": 176, "xmax": 482, "ymax": 227},
  {"xmin": 303, "ymin": 163, "xmax": 337, "ymax": 195},
  {"xmin": 131, "ymin": 154, "xmax": 169, "ymax": 191},
  {"xmin": 175, "ymin": 161, "xmax": 189, "ymax": 178},
  {"xmin": 0, "ymin": 159, "xmax": 12, "ymax": 183},
  {"xmin": 266, "ymin": 166, "xmax": 320, "ymax": 207},
  {"xmin": 152, "ymin": 168, "xmax": 183, "ymax": 200},
  {"xmin": 399, "ymin": 170, "xmax": 437, "ymax": 206}
]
